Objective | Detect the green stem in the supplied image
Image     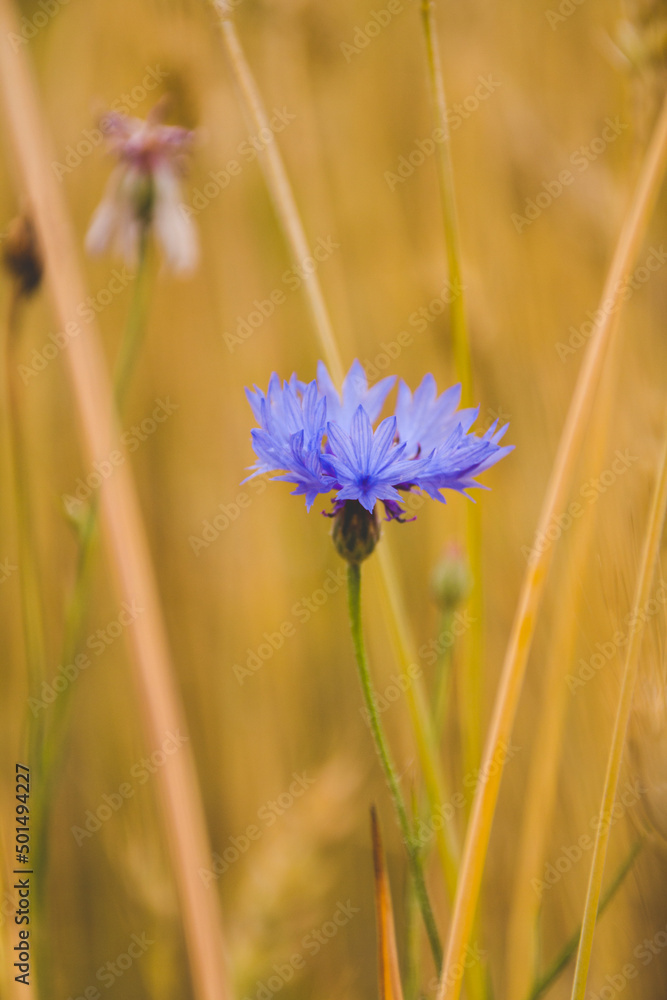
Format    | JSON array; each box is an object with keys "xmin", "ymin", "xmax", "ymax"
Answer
[
  {"xmin": 113, "ymin": 226, "xmax": 151, "ymax": 411},
  {"xmin": 420, "ymin": 0, "xmax": 483, "ymax": 791},
  {"xmin": 528, "ymin": 841, "xmax": 642, "ymax": 1000},
  {"xmin": 216, "ymin": 4, "xmax": 461, "ymax": 912},
  {"xmin": 433, "ymin": 609, "xmax": 455, "ymax": 738},
  {"xmin": 6, "ymin": 288, "xmax": 48, "ymax": 1000},
  {"xmin": 29, "ymin": 234, "xmax": 152, "ymax": 995},
  {"xmin": 347, "ymin": 562, "xmax": 443, "ymax": 973},
  {"xmin": 6, "ymin": 292, "xmax": 46, "ymax": 734}
]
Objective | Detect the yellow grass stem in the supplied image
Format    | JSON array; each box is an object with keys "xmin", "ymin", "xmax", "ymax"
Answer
[
  {"xmin": 419, "ymin": 0, "xmax": 471, "ymax": 404},
  {"xmin": 506, "ymin": 359, "xmax": 617, "ymax": 1000},
  {"xmin": 436, "ymin": 94, "xmax": 667, "ymax": 1000},
  {"xmin": 214, "ymin": 2, "xmax": 461, "ymax": 901},
  {"xmin": 215, "ymin": 7, "xmax": 345, "ymax": 387},
  {"xmin": 0, "ymin": 5, "xmax": 233, "ymax": 999},
  {"xmin": 420, "ymin": 0, "xmax": 482, "ymax": 787},
  {"xmin": 570, "ymin": 436, "xmax": 667, "ymax": 997}
]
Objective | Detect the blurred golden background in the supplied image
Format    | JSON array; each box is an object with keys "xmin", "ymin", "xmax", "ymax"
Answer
[{"xmin": 1, "ymin": 0, "xmax": 667, "ymax": 998}]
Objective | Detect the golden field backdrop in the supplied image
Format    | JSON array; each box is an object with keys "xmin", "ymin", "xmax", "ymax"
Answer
[{"xmin": 1, "ymin": 0, "xmax": 667, "ymax": 998}]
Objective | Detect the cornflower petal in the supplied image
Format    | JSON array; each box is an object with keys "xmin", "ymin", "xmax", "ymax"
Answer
[{"xmin": 245, "ymin": 362, "xmax": 512, "ymax": 518}]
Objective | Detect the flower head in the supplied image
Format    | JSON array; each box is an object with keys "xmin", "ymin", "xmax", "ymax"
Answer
[
  {"xmin": 85, "ymin": 102, "xmax": 198, "ymax": 273},
  {"xmin": 245, "ymin": 362, "xmax": 513, "ymax": 559}
]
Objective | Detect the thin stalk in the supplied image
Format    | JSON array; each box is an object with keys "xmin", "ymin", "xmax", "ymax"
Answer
[
  {"xmin": 45, "ymin": 229, "xmax": 152, "ymax": 758},
  {"xmin": 30, "ymin": 234, "xmax": 153, "ymax": 966},
  {"xmin": 527, "ymin": 841, "xmax": 642, "ymax": 1000},
  {"xmin": 419, "ymin": 0, "xmax": 471, "ymax": 402},
  {"xmin": 405, "ymin": 789, "xmax": 424, "ymax": 1000},
  {"xmin": 0, "ymin": 7, "xmax": 233, "ymax": 998},
  {"xmin": 570, "ymin": 437, "xmax": 667, "ymax": 999},
  {"xmin": 420, "ymin": 0, "xmax": 482, "ymax": 785},
  {"xmin": 436, "ymin": 94, "xmax": 667, "ymax": 1000},
  {"xmin": 6, "ymin": 290, "xmax": 46, "ymax": 717},
  {"xmin": 113, "ymin": 226, "xmax": 151, "ymax": 411},
  {"xmin": 433, "ymin": 609, "xmax": 455, "ymax": 737},
  {"xmin": 348, "ymin": 562, "xmax": 443, "ymax": 973},
  {"xmin": 213, "ymin": 0, "xmax": 461, "ymax": 903},
  {"xmin": 375, "ymin": 547, "xmax": 461, "ymax": 896},
  {"xmin": 215, "ymin": 9, "xmax": 344, "ymax": 387},
  {"xmin": 5, "ymin": 286, "xmax": 48, "ymax": 1000},
  {"xmin": 507, "ymin": 357, "xmax": 618, "ymax": 1000}
]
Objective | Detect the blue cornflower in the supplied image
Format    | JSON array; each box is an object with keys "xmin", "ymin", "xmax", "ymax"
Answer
[{"xmin": 245, "ymin": 361, "xmax": 512, "ymax": 560}]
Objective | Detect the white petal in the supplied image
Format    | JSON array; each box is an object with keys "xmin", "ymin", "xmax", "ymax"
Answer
[{"xmin": 152, "ymin": 164, "xmax": 198, "ymax": 274}]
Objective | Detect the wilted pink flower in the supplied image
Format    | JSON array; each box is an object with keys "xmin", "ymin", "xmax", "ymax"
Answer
[{"xmin": 86, "ymin": 104, "xmax": 198, "ymax": 273}]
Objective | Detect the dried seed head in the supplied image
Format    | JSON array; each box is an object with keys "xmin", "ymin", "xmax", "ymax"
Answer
[{"xmin": 2, "ymin": 215, "xmax": 43, "ymax": 298}]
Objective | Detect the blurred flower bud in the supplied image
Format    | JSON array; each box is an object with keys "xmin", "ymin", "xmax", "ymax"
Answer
[
  {"xmin": 431, "ymin": 542, "xmax": 471, "ymax": 613},
  {"xmin": 332, "ymin": 501, "xmax": 380, "ymax": 564},
  {"xmin": 2, "ymin": 215, "xmax": 42, "ymax": 298},
  {"xmin": 61, "ymin": 494, "xmax": 92, "ymax": 538}
]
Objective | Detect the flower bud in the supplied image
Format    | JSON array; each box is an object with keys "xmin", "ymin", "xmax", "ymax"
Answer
[
  {"xmin": 332, "ymin": 501, "xmax": 380, "ymax": 564},
  {"xmin": 431, "ymin": 542, "xmax": 471, "ymax": 613},
  {"xmin": 2, "ymin": 215, "xmax": 42, "ymax": 297}
]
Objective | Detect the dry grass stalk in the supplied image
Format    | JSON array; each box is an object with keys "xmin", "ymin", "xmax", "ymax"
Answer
[
  {"xmin": 0, "ymin": 2, "xmax": 232, "ymax": 997},
  {"xmin": 436, "ymin": 93, "xmax": 667, "ymax": 1000}
]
